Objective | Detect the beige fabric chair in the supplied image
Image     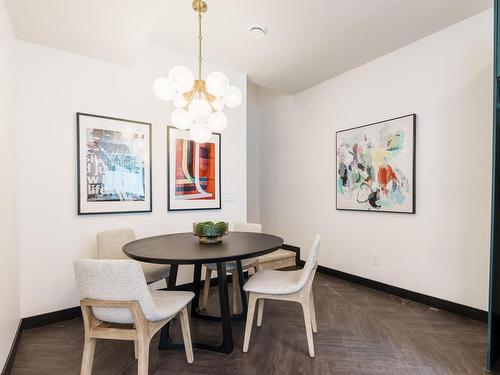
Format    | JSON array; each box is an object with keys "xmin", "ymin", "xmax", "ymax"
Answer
[
  {"xmin": 200, "ymin": 223, "xmax": 262, "ymax": 314},
  {"xmin": 74, "ymin": 259, "xmax": 194, "ymax": 375},
  {"xmin": 96, "ymin": 228, "xmax": 170, "ymax": 285},
  {"xmin": 242, "ymin": 235, "xmax": 320, "ymax": 357}
]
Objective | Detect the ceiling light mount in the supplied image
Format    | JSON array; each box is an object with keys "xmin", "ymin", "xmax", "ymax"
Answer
[{"xmin": 192, "ymin": 0, "xmax": 207, "ymax": 13}]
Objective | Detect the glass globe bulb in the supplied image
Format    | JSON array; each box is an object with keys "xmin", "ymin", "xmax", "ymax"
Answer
[
  {"xmin": 188, "ymin": 98, "xmax": 212, "ymax": 122},
  {"xmin": 171, "ymin": 109, "xmax": 193, "ymax": 130},
  {"xmin": 211, "ymin": 97, "xmax": 225, "ymax": 112},
  {"xmin": 189, "ymin": 122, "xmax": 212, "ymax": 143},
  {"xmin": 168, "ymin": 66, "xmax": 195, "ymax": 93},
  {"xmin": 223, "ymin": 86, "xmax": 242, "ymax": 108},
  {"xmin": 206, "ymin": 72, "xmax": 230, "ymax": 97},
  {"xmin": 207, "ymin": 112, "xmax": 228, "ymax": 132},
  {"xmin": 153, "ymin": 77, "xmax": 174, "ymax": 101},
  {"xmin": 173, "ymin": 92, "xmax": 188, "ymax": 109}
]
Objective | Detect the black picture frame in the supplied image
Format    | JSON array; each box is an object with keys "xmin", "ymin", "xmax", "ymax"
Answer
[
  {"xmin": 76, "ymin": 112, "xmax": 153, "ymax": 215},
  {"xmin": 167, "ymin": 126, "xmax": 222, "ymax": 211},
  {"xmin": 335, "ymin": 113, "xmax": 416, "ymax": 214}
]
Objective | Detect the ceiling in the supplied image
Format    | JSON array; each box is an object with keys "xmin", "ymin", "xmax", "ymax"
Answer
[
  {"xmin": 5, "ymin": 0, "xmax": 493, "ymax": 94},
  {"xmin": 4, "ymin": 0, "xmax": 166, "ymax": 65}
]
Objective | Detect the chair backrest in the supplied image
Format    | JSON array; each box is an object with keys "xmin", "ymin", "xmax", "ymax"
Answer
[
  {"xmin": 298, "ymin": 235, "xmax": 321, "ymax": 289},
  {"xmin": 233, "ymin": 222, "xmax": 262, "ymax": 233},
  {"xmin": 96, "ymin": 228, "xmax": 135, "ymax": 260},
  {"xmin": 74, "ymin": 259, "xmax": 157, "ymax": 324}
]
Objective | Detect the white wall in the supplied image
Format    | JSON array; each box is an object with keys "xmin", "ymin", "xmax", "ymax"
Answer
[
  {"xmin": 253, "ymin": 10, "xmax": 493, "ymax": 310},
  {"xmin": 0, "ymin": 0, "xmax": 20, "ymax": 368},
  {"xmin": 247, "ymin": 82, "xmax": 261, "ymax": 223},
  {"xmin": 15, "ymin": 42, "xmax": 247, "ymax": 317}
]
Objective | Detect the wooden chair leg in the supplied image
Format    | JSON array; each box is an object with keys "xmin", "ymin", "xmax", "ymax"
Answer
[
  {"xmin": 231, "ymin": 271, "xmax": 242, "ymax": 314},
  {"xmin": 310, "ymin": 291, "xmax": 317, "ymax": 334},
  {"xmin": 179, "ymin": 306, "xmax": 194, "ymax": 363},
  {"xmin": 137, "ymin": 337, "xmax": 151, "ymax": 375},
  {"xmin": 301, "ymin": 299, "xmax": 315, "ymax": 358},
  {"xmin": 80, "ymin": 336, "xmax": 96, "ymax": 375},
  {"xmin": 243, "ymin": 293, "xmax": 257, "ymax": 352},
  {"xmin": 131, "ymin": 323, "xmax": 138, "ymax": 359},
  {"xmin": 257, "ymin": 299, "xmax": 264, "ymax": 327},
  {"xmin": 200, "ymin": 268, "xmax": 212, "ymax": 310}
]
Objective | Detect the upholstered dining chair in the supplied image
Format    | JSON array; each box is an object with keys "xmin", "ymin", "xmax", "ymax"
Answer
[
  {"xmin": 200, "ymin": 222, "xmax": 262, "ymax": 314},
  {"xmin": 97, "ymin": 228, "xmax": 170, "ymax": 287},
  {"xmin": 74, "ymin": 259, "xmax": 194, "ymax": 375},
  {"xmin": 242, "ymin": 235, "xmax": 320, "ymax": 357}
]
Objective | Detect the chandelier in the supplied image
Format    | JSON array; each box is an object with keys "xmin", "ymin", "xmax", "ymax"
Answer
[{"xmin": 153, "ymin": 0, "xmax": 242, "ymax": 143}]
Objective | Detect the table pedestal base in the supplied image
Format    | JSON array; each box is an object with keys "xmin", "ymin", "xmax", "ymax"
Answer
[{"xmin": 158, "ymin": 260, "xmax": 248, "ymax": 354}]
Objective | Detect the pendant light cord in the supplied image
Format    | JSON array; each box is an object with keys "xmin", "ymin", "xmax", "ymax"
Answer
[{"xmin": 198, "ymin": 9, "xmax": 202, "ymax": 81}]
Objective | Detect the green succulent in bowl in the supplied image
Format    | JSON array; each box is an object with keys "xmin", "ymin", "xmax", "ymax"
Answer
[
  {"xmin": 203, "ymin": 222, "xmax": 218, "ymax": 237},
  {"xmin": 193, "ymin": 222, "xmax": 206, "ymax": 236},
  {"xmin": 214, "ymin": 221, "xmax": 228, "ymax": 234},
  {"xmin": 193, "ymin": 221, "xmax": 229, "ymax": 243}
]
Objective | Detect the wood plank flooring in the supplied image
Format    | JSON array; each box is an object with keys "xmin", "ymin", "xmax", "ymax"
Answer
[{"xmin": 10, "ymin": 273, "xmax": 492, "ymax": 375}]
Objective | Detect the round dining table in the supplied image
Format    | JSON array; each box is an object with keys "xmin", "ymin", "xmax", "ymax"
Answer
[{"xmin": 123, "ymin": 231, "xmax": 284, "ymax": 354}]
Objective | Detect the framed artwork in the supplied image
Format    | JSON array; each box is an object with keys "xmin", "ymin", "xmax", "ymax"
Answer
[
  {"xmin": 77, "ymin": 113, "xmax": 152, "ymax": 214},
  {"xmin": 167, "ymin": 126, "xmax": 221, "ymax": 211},
  {"xmin": 336, "ymin": 114, "xmax": 416, "ymax": 214}
]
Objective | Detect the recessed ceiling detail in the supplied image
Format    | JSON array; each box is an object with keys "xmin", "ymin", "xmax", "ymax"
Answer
[{"xmin": 5, "ymin": 0, "xmax": 492, "ymax": 94}]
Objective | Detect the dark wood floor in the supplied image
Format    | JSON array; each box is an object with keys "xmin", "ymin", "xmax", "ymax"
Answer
[{"xmin": 11, "ymin": 273, "xmax": 492, "ymax": 375}]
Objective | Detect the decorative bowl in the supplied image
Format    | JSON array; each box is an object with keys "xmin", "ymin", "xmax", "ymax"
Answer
[{"xmin": 193, "ymin": 221, "xmax": 228, "ymax": 244}]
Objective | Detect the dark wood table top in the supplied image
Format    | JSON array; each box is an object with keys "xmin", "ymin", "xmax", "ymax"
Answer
[{"xmin": 123, "ymin": 232, "xmax": 284, "ymax": 265}]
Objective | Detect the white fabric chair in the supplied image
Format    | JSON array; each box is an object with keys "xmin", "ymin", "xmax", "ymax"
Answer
[
  {"xmin": 96, "ymin": 228, "xmax": 170, "ymax": 285},
  {"xmin": 242, "ymin": 235, "xmax": 320, "ymax": 357},
  {"xmin": 74, "ymin": 259, "xmax": 194, "ymax": 375},
  {"xmin": 200, "ymin": 223, "xmax": 262, "ymax": 313}
]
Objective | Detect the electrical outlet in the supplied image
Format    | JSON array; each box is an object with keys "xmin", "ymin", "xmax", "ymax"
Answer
[{"xmin": 371, "ymin": 252, "xmax": 380, "ymax": 266}]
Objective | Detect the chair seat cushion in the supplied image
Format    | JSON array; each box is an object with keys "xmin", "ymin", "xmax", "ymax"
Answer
[
  {"xmin": 150, "ymin": 290, "xmax": 194, "ymax": 321},
  {"xmin": 140, "ymin": 262, "xmax": 170, "ymax": 284},
  {"xmin": 243, "ymin": 269, "xmax": 303, "ymax": 295},
  {"xmin": 93, "ymin": 290, "xmax": 194, "ymax": 324},
  {"xmin": 205, "ymin": 259, "xmax": 256, "ymax": 271}
]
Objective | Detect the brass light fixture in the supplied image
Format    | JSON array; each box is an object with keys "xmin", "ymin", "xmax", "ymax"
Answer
[{"xmin": 153, "ymin": 0, "xmax": 242, "ymax": 143}]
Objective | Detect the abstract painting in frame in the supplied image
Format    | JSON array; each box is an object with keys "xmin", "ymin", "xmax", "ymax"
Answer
[
  {"xmin": 167, "ymin": 126, "xmax": 221, "ymax": 211},
  {"xmin": 336, "ymin": 114, "xmax": 416, "ymax": 214},
  {"xmin": 77, "ymin": 113, "xmax": 152, "ymax": 214}
]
